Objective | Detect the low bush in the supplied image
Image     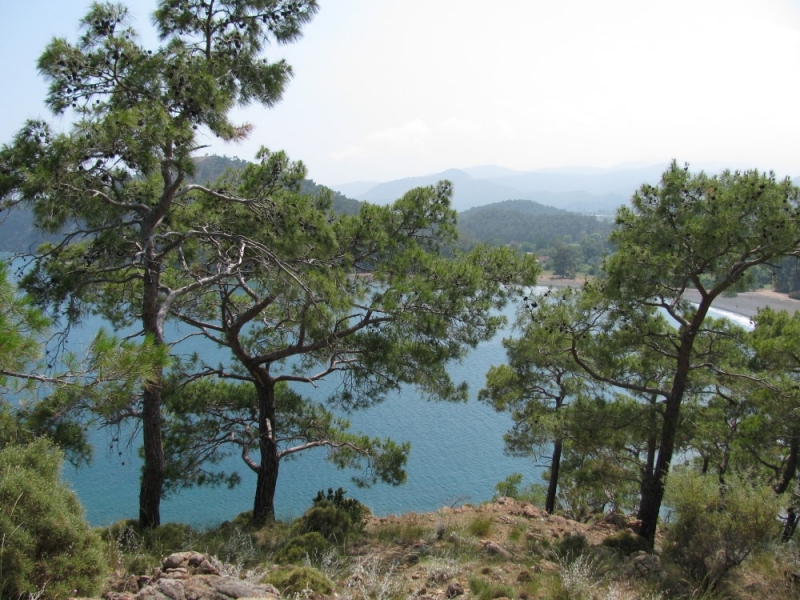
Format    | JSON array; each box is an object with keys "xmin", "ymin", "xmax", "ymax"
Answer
[
  {"xmin": 275, "ymin": 531, "xmax": 332, "ymax": 564},
  {"xmin": 313, "ymin": 487, "xmax": 370, "ymax": 530},
  {"xmin": 601, "ymin": 530, "xmax": 650, "ymax": 556},
  {"xmin": 468, "ymin": 575, "xmax": 515, "ymax": 600},
  {"xmin": 0, "ymin": 438, "xmax": 108, "ymax": 599},
  {"xmin": 267, "ymin": 565, "xmax": 334, "ymax": 595},
  {"xmin": 293, "ymin": 488, "xmax": 369, "ymax": 544},
  {"xmin": 493, "ymin": 473, "xmax": 546, "ymax": 505},
  {"xmin": 297, "ymin": 504, "xmax": 354, "ymax": 542},
  {"xmin": 554, "ymin": 533, "xmax": 588, "ymax": 562},
  {"xmin": 663, "ymin": 470, "xmax": 782, "ymax": 593},
  {"xmin": 467, "ymin": 515, "xmax": 494, "ymax": 537}
]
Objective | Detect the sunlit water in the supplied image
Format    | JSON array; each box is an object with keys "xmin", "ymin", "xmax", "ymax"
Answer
[
  {"xmin": 61, "ymin": 298, "xmax": 546, "ymax": 527},
  {"xmin": 3, "ymin": 254, "xmax": 754, "ymax": 527}
]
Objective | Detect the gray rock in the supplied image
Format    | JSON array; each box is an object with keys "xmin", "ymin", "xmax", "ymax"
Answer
[{"xmin": 446, "ymin": 582, "xmax": 464, "ymax": 598}]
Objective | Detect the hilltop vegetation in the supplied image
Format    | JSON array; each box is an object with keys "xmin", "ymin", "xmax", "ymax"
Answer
[{"xmin": 0, "ymin": 156, "xmax": 612, "ymax": 260}]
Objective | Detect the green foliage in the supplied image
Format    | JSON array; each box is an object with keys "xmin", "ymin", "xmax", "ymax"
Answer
[
  {"xmin": 274, "ymin": 531, "xmax": 332, "ymax": 565},
  {"xmin": 0, "ymin": 438, "xmax": 107, "ymax": 599},
  {"xmin": 267, "ymin": 565, "xmax": 334, "ymax": 595},
  {"xmin": 494, "ymin": 473, "xmax": 524, "ymax": 499},
  {"xmin": 468, "ymin": 575, "xmax": 515, "ymax": 600},
  {"xmin": 553, "ymin": 534, "xmax": 588, "ymax": 562},
  {"xmin": 296, "ymin": 505, "xmax": 355, "ymax": 543},
  {"xmin": 162, "ymin": 167, "xmax": 538, "ymax": 521},
  {"xmin": 0, "ymin": 259, "xmax": 168, "ymax": 465},
  {"xmin": 457, "ymin": 200, "xmax": 613, "ymax": 254},
  {"xmin": 313, "ymin": 488, "xmax": 370, "ymax": 530},
  {"xmin": 467, "ymin": 516, "xmax": 494, "ymax": 537},
  {"xmin": 1, "ymin": 0, "xmax": 321, "ymax": 528},
  {"xmin": 771, "ymin": 255, "xmax": 800, "ymax": 294},
  {"xmin": 663, "ymin": 470, "xmax": 782, "ymax": 593},
  {"xmin": 495, "ymin": 162, "xmax": 800, "ymax": 546},
  {"xmin": 552, "ymin": 243, "xmax": 582, "ymax": 278},
  {"xmin": 601, "ymin": 531, "xmax": 651, "ymax": 556}
]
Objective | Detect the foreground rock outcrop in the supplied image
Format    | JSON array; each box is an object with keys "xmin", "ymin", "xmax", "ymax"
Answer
[{"xmin": 105, "ymin": 551, "xmax": 279, "ymax": 600}]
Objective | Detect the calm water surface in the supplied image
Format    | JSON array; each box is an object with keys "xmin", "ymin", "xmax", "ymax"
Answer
[
  {"xmin": 12, "ymin": 260, "xmax": 750, "ymax": 528},
  {"xmin": 62, "ymin": 297, "xmax": 546, "ymax": 527}
]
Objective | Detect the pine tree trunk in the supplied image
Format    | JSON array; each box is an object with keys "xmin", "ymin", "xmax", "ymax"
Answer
[
  {"xmin": 139, "ymin": 384, "xmax": 164, "ymax": 528},
  {"xmin": 252, "ymin": 380, "xmax": 279, "ymax": 525},
  {"xmin": 546, "ymin": 438, "xmax": 563, "ymax": 514},
  {"xmin": 638, "ymin": 380, "xmax": 687, "ymax": 545},
  {"xmin": 638, "ymin": 402, "xmax": 658, "ymax": 521},
  {"xmin": 637, "ymin": 308, "xmax": 703, "ymax": 547},
  {"xmin": 138, "ymin": 254, "xmax": 165, "ymax": 528}
]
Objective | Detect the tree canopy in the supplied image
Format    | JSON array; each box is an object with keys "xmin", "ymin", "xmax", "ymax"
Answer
[
  {"xmin": 486, "ymin": 162, "xmax": 800, "ymax": 546},
  {"xmin": 0, "ymin": 0, "xmax": 319, "ymax": 527}
]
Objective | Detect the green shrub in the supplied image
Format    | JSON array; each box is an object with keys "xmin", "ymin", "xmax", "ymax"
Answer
[
  {"xmin": 144, "ymin": 522, "xmax": 196, "ymax": 553},
  {"xmin": 601, "ymin": 531, "xmax": 650, "ymax": 556},
  {"xmin": 313, "ymin": 488, "xmax": 369, "ymax": 530},
  {"xmin": 494, "ymin": 473, "xmax": 524, "ymax": 499},
  {"xmin": 468, "ymin": 575, "xmax": 515, "ymax": 600},
  {"xmin": 275, "ymin": 531, "xmax": 332, "ymax": 564},
  {"xmin": 493, "ymin": 473, "xmax": 546, "ymax": 505},
  {"xmin": 0, "ymin": 438, "xmax": 108, "ymax": 599},
  {"xmin": 294, "ymin": 489, "xmax": 368, "ymax": 544},
  {"xmin": 663, "ymin": 470, "xmax": 782, "ymax": 593},
  {"xmin": 467, "ymin": 515, "xmax": 494, "ymax": 537},
  {"xmin": 267, "ymin": 565, "xmax": 334, "ymax": 595},
  {"xmin": 554, "ymin": 533, "xmax": 588, "ymax": 562},
  {"xmin": 297, "ymin": 504, "xmax": 354, "ymax": 542}
]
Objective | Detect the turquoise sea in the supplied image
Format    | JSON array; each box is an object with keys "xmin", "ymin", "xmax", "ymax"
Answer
[
  {"xmin": 11, "ymin": 259, "xmax": 753, "ymax": 529},
  {"xmin": 60, "ymin": 297, "xmax": 546, "ymax": 528}
]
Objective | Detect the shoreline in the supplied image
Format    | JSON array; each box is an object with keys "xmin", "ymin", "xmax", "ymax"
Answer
[{"xmin": 536, "ymin": 275, "xmax": 800, "ymax": 319}]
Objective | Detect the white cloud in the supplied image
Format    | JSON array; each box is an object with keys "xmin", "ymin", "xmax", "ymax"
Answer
[
  {"xmin": 8, "ymin": 0, "xmax": 800, "ymax": 185},
  {"xmin": 330, "ymin": 145, "xmax": 366, "ymax": 161},
  {"xmin": 366, "ymin": 119, "xmax": 432, "ymax": 152}
]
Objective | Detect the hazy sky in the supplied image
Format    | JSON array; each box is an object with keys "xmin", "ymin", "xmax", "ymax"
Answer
[{"xmin": 3, "ymin": 1, "xmax": 800, "ymax": 187}]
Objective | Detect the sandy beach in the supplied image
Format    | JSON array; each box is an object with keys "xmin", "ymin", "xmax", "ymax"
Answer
[{"xmin": 536, "ymin": 275, "xmax": 800, "ymax": 319}]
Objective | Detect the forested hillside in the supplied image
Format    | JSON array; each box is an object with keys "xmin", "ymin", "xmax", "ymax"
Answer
[
  {"xmin": 457, "ymin": 199, "xmax": 613, "ymax": 250},
  {"xmin": 0, "ymin": 156, "xmax": 363, "ymax": 252}
]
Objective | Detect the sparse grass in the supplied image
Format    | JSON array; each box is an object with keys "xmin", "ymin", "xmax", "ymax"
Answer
[
  {"xmin": 342, "ymin": 556, "xmax": 403, "ymax": 600},
  {"xmin": 466, "ymin": 515, "xmax": 494, "ymax": 537},
  {"xmin": 507, "ymin": 521, "xmax": 528, "ymax": 544},
  {"xmin": 92, "ymin": 498, "xmax": 800, "ymax": 600},
  {"xmin": 558, "ymin": 553, "xmax": 598, "ymax": 599},
  {"xmin": 723, "ymin": 544, "xmax": 800, "ymax": 600},
  {"xmin": 468, "ymin": 575, "xmax": 515, "ymax": 600},
  {"xmin": 423, "ymin": 554, "xmax": 465, "ymax": 584},
  {"xmin": 373, "ymin": 520, "xmax": 428, "ymax": 545}
]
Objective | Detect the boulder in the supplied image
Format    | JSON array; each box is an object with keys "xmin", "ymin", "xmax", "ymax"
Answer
[{"xmin": 104, "ymin": 552, "xmax": 280, "ymax": 600}]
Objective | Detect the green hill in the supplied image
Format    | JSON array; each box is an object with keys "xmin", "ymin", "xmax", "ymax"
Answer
[{"xmin": 457, "ymin": 199, "xmax": 613, "ymax": 250}]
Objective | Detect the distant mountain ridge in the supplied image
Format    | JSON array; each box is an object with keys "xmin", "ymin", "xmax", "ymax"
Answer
[
  {"xmin": 331, "ymin": 163, "xmax": 672, "ymax": 214},
  {"xmin": 332, "ymin": 163, "xmax": 800, "ymax": 216}
]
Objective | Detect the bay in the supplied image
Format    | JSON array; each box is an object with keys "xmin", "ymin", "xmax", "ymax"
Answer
[
  {"xmin": 12, "ymin": 261, "xmax": 754, "ymax": 529},
  {"xmin": 60, "ymin": 295, "xmax": 547, "ymax": 528}
]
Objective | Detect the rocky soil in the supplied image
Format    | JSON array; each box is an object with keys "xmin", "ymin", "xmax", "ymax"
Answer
[{"xmin": 99, "ymin": 498, "xmax": 674, "ymax": 600}]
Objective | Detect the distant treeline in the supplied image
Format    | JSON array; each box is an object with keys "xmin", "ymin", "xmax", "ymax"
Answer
[
  {"xmin": 457, "ymin": 199, "xmax": 614, "ymax": 250},
  {"xmin": 6, "ymin": 155, "xmax": 799, "ymax": 295}
]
